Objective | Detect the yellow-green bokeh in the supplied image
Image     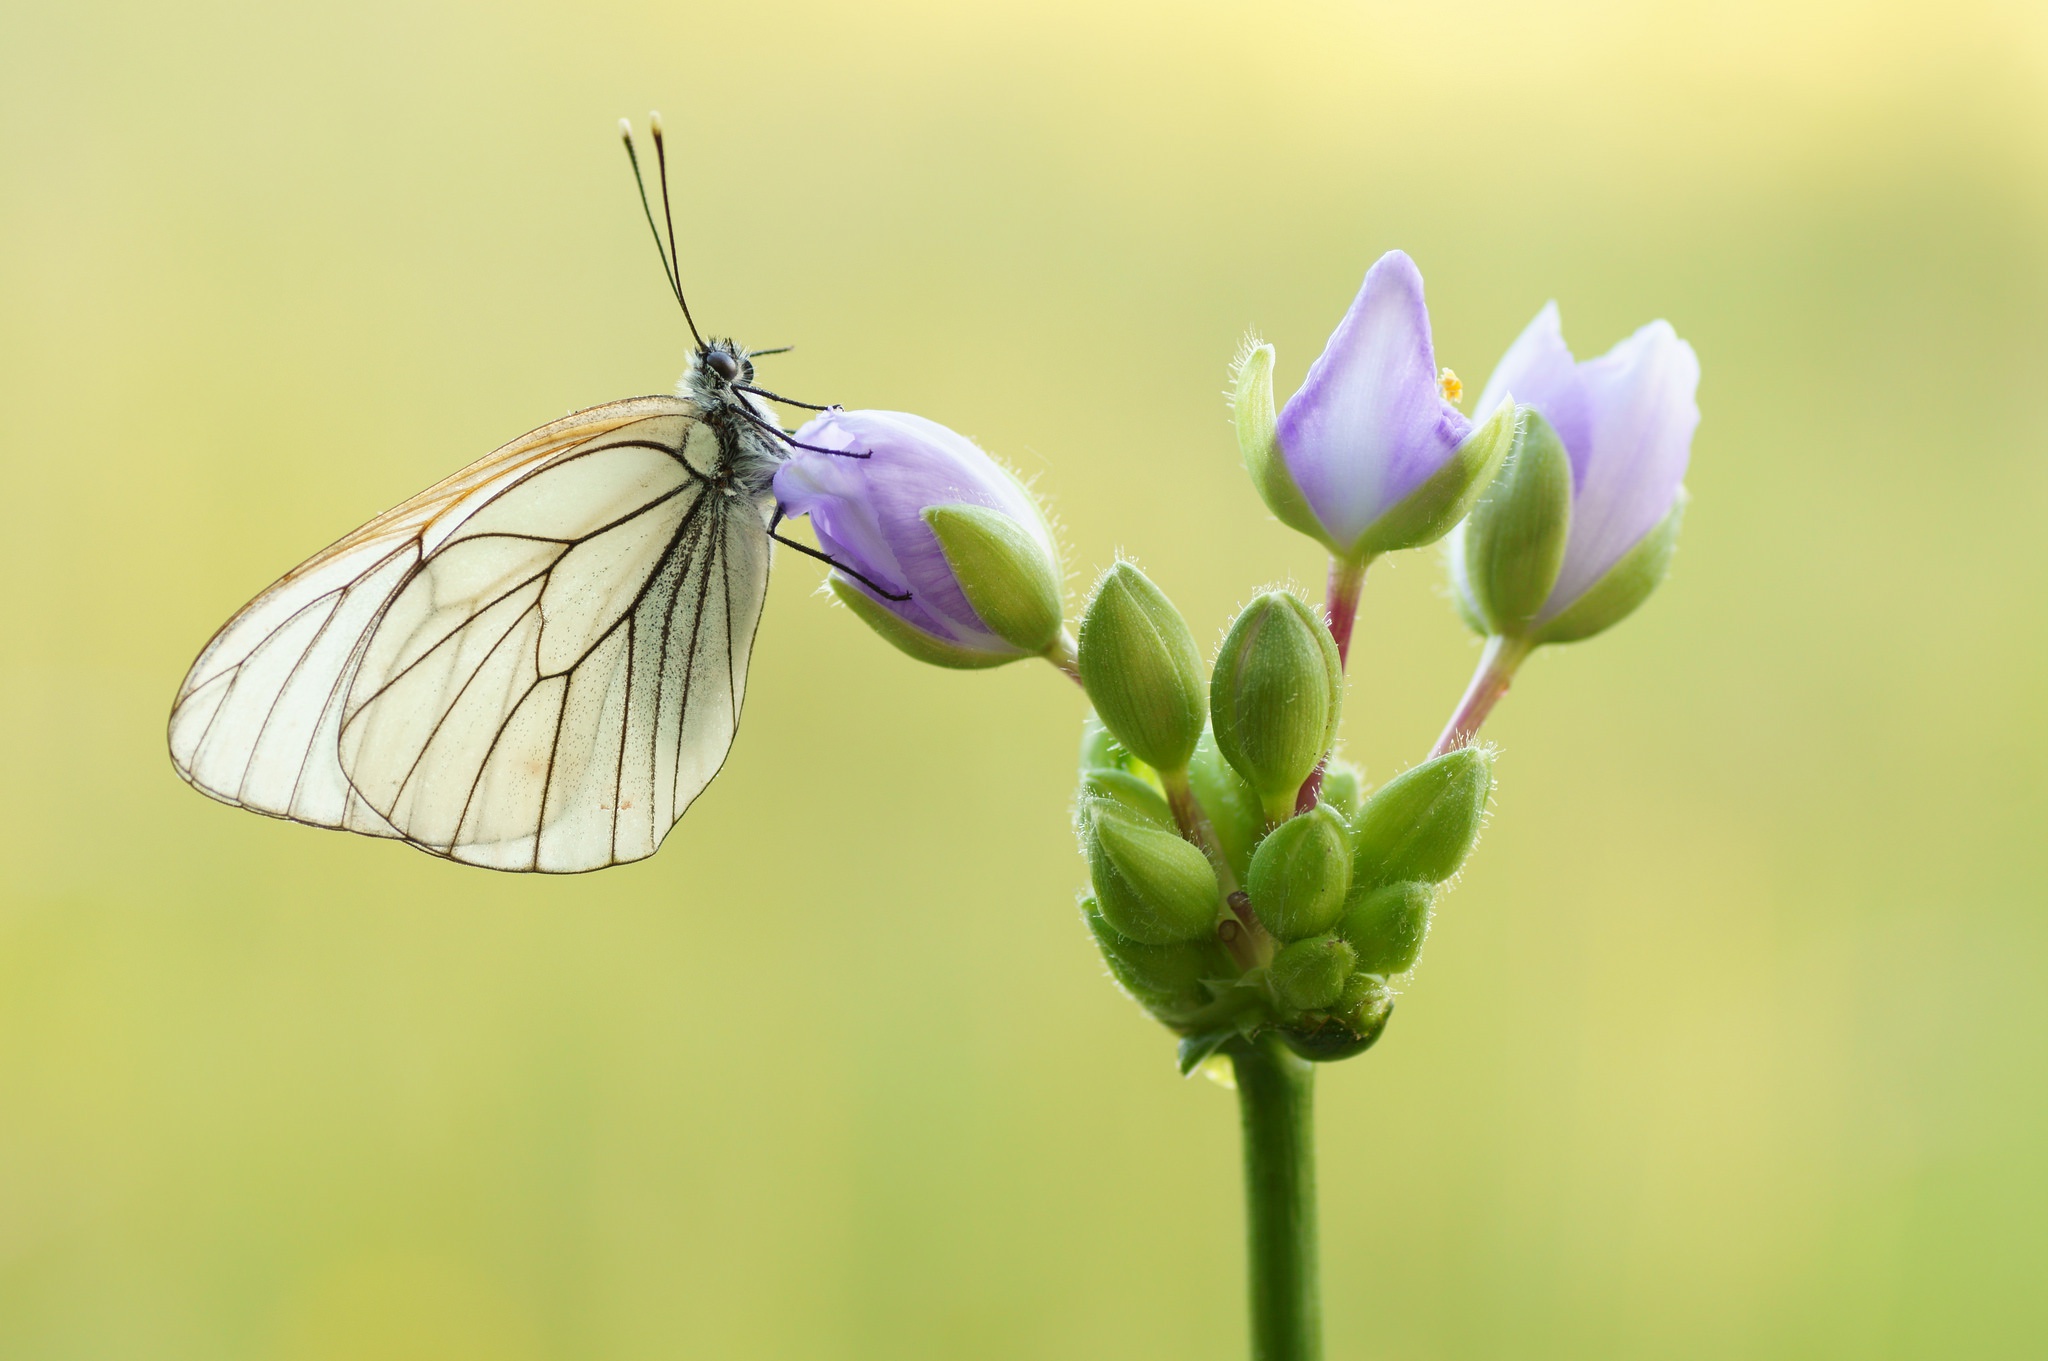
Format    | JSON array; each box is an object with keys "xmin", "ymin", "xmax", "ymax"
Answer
[{"xmin": 4, "ymin": 1, "xmax": 2046, "ymax": 1355}]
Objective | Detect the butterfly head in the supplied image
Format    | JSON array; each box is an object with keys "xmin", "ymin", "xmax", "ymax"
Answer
[{"xmin": 699, "ymin": 340, "xmax": 753, "ymax": 389}]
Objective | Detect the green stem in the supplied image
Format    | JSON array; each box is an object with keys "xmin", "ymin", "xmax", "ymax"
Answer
[
  {"xmin": 1233, "ymin": 1037, "xmax": 1321, "ymax": 1361},
  {"xmin": 1042, "ymin": 627, "xmax": 1084, "ymax": 686},
  {"xmin": 1430, "ymin": 633, "xmax": 1533, "ymax": 756}
]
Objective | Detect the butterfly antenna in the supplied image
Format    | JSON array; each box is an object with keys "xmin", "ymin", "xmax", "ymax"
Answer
[
  {"xmin": 647, "ymin": 112, "xmax": 706, "ymax": 350},
  {"xmin": 618, "ymin": 116, "xmax": 705, "ymax": 349}
]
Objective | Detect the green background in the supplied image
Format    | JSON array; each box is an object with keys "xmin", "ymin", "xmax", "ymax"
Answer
[{"xmin": 4, "ymin": 1, "xmax": 2044, "ymax": 1355}]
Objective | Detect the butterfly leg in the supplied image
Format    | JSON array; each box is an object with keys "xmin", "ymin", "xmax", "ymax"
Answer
[{"xmin": 766, "ymin": 509, "xmax": 912, "ymax": 602}]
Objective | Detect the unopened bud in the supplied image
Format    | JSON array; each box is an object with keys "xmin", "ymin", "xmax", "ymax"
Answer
[
  {"xmin": 1083, "ymin": 898, "xmax": 1229, "ymax": 1022},
  {"xmin": 1351, "ymin": 747, "xmax": 1493, "ymax": 889},
  {"xmin": 1078, "ymin": 768, "xmax": 1174, "ymax": 830},
  {"xmin": 1210, "ymin": 591, "xmax": 1342, "ymax": 818},
  {"xmin": 1317, "ymin": 757, "xmax": 1363, "ymax": 821},
  {"xmin": 1339, "ymin": 880, "xmax": 1433, "ymax": 975},
  {"xmin": 1246, "ymin": 805, "xmax": 1351, "ymax": 941},
  {"xmin": 1189, "ymin": 730, "xmax": 1264, "ymax": 884},
  {"xmin": 1085, "ymin": 809, "xmax": 1219, "ymax": 945},
  {"xmin": 1268, "ymin": 933, "xmax": 1357, "ymax": 1012},
  {"xmin": 1077, "ymin": 563, "xmax": 1207, "ymax": 772}
]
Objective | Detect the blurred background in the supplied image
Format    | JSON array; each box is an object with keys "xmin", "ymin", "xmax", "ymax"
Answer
[{"xmin": 3, "ymin": 0, "xmax": 2045, "ymax": 1356}]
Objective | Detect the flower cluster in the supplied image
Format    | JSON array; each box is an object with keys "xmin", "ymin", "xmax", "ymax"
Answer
[{"xmin": 770, "ymin": 249, "xmax": 1698, "ymax": 1065}]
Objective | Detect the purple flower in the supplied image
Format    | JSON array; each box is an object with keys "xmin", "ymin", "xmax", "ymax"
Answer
[
  {"xmin": 1472, "ymin": 303, "xmax": 1698, "ymax": 624},
  {"xmin": 1252, "ymin": 251, "xmax": 1494, "ymax": 559},
  {"xmin": 772, "ymin": 409, "xmax": 1064, "ymax": 667}
]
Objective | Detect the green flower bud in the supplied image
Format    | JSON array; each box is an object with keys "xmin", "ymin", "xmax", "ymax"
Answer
[
  {"xmin": 1210, "ymin": 591, "xmax": 1342, "ymax": 818},
  {"xmin": 1280, "ymin": 975, "xmax": 1393, "ymax": 1063},
  {"xmin": 1078, "ymin": 768, "xmax": 1174, "ymax": 830},
  {"xmin": 1532, "ymin": 491, "xmax": 1687, "ymax": 645},
  {"xmin": 1338, "ymin": 880, "xmax": 1434, "ymax": 975},
  {"xmin": 1082, "ymin": 898, "xmax": 1228, "ymax": 1022},
  {"xmin": 1318, "ymin": 758, "xmax": 1363, "ymax": 821},
  {"xmin": 1078, "ymin": 714, "xmax": 1131, "ymax": 773},
  {"xmin": 1246, "ymin": 805, "xmax": 1352, "ymax": 941},
  {"xmin": 923, "ymin": 503, "xmax": 1065, "ymax": 654},
  {"xmin": 1189, "ymin": 729, "xmax": 1263, "ymax": 884},
  {"xmin": 1454, "ymin": 406, "xmax": 1573, "ymax": 636},
  {"xmin": 1268, "ymin": 934, "xmax": 1357, "ymax": 1012},
  {"xmin": 1077, "ymin": 563, "xmax": 1207, "ymax": 773},
  {"xmin": 1351, "ymin": 748, "xmax": 1493, "ymax": 889},
  {"xmin": 1086, "ymin": 809, "xmax": 1219, "ymax": 945}
]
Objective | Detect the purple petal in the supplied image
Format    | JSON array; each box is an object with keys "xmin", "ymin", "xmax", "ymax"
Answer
[
  {"xmin": 1275, "ymin": 251, "xmax": 1473, "ymax": 550},
  {"xmin": 1474, "ymin": 301, "xmax": 1593, "ymax": 462},
  {"xmin": 1540, "ymin": 321, "xmax": 1699, "ymax": 618}
]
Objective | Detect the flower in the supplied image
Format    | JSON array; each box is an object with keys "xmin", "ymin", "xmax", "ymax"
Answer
[
  {"xmin": 771, "ymin": 409, "xmax": 1065, "ymax": 667},
  {"xmin": 1237, "ymin": 250, "xmax": 1512, "ymax": 561},
  {"xmin": 1459, "ymin": 303, "xmax": 1698, "ymax": 640}
]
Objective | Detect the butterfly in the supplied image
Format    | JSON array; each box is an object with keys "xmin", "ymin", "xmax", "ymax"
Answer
[{"xmin": 167, "ymin": 114, "xmax": 905, "ymax": 873}]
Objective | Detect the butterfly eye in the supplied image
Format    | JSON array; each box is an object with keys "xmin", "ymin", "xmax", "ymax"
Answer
[{"xmin": 705, "ymin": 349, "xmax": 740, "ymax": 382}]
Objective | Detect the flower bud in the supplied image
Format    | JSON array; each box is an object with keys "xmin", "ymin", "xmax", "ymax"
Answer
[
  {"xmin": 1317, "ymin": 757, "xmax": 1364, "ymax": 821},
  {"xmin": 1452, "ymin": 304, "xmax": 1697, "ymax": 644},
  {"xmin": 1246, "ymin": 805, "xmax": 1351, "ymax": 941},
  {"xmin": 1078, "ymin": 714, "xmax": 1129, "ymax": 773},
  {"xmin": 1082, "ymin": 898, "xmax": 1229, "ymax": 1023},
  {"xmin": 1235, "ymin": 251, "xmax": 1513, "ymax": 562},
  {"xmin": 1210, "ymin": 591, "xmax": 1341, "ymax": 817},
  {"xmin": 1085, "ymin": 808, "xmax": 1219, "ymax": 945},
  {"xmin": 1338, "ymin": 880, "xmax": 1433, "ymax": 975},
  {"xmin": 1078, "ymin": 768, "xmax": 1174, "ymax": 830},
  {"xmin": 1268, "ymin": 934, "xmax": 1356, "ymax": 1012},
  {"xmin": 1077, "ymin": 563, "xmax": 1206, "ymax": 773},
  {"xmin": 1188, "ymin": 729, "xmax": 1263, "ymax": 884},
  {"xmin": 1279, "ymin": 976, "xmax": 1392, "ymax": 1063},
  {"xmin": 1451, "ymin": 406, "xmax": 1573, "ymax": 636},
  {"xmin": 771, "ymin": 409, "xmax": 1063, "ymax": 668},
  {"xmin": 1351, "ymin": 748, "xmax": 1493, "ymax": 889}
]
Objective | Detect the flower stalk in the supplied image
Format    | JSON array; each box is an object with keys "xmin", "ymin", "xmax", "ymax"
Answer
[
  {"xmin": 1431, "ymin": 633, "xmax": 1532, "ymax": 756},
  {"xmin": 1234, "ymin": 1038, "xmax": 1321, "ymax": 1361}
]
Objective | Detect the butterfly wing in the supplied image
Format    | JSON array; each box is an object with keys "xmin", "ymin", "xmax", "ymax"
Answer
[
  {"xmin": 337, "ymin": 422, "xmax": 772, "ymax": 871},
  {"xmin": 169, "ymin": 394, "xmax": 771, "ymax": 870}
]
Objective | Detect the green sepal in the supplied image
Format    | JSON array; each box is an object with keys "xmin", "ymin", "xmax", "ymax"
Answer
[
  {"xmin": 1233, "ymin": 342, "xmax": 1335, "ymax": 551},
  {"xmin": 1318, "ymin": 758, "xmax": 1363, "ymax": 821},
  {"xmin": 1189, "ymin": 729, "xmax": 1263, "ymax": 884},
  {"xmin": 923, "ymin": 503, "xmax": 1064, "ymax": 654},
  {"xmin": 1082, "ymin": 898, "xmax": 1229, "ymax": 1024},
  {"xmin": 1078, "ymin": 768, "xmax": 1174, "ymax": 830},
  {"xmin": 1458, "ymin": 406, "xmax": 1573, "ymax": 633},
  {"xmin": 1210, "ymin": 591, "xmax": 1342, "ymax": 812},
  {"xmin": 1532, "ymin": 488, "xmax": 1688, "ymax": 645},
  {"xmin": 1086, "ymin": 809, "xmax": 1220, "ymax": 945},
  {"xmin": 1246, "ymin": 804, "xmax": 1352, "ymax": 941},
  {"xmin": 1077, "ymin": 562, "xmax": 1207, "ymax": 773},
  {"xmin": 1269, "ymin": 934, "xmax": 1357, "ymax": 1012},
  {"xmin": 1351, "ymin": 748, "xmax": 1494, "ymax": 889},
  {"xmin": 1348, "ymin": 397, "xmax": 1518, "ymax": 559},
  {"xmin": 828, "ymin": 577, "xmax": 1017, "ymax": 669},
  {"xmin": 1338, "ymin": 879, "xmax": 1434, "ymax": 975}
]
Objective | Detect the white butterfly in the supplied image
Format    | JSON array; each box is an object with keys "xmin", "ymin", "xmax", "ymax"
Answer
[{"xmin": 167, "ymin": 116, "xmax": 900, "ymax": 873}]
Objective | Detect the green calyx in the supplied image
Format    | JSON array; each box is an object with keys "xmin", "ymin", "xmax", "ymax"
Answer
[
  {"xmin": 1456, "ymin": 405, "xmax": 1573, "ymax": 635},
  {"xmin": 1188, "ymin": 729, "xmax": 1264, "ymax": 885},
  {"xmin": 1077, "ymin": 562, "xmax": 1207, "ymax": 773},
  {"xmin": 1348, "ymin": 396, "xmax": 1519, "ymax": 560},
  {"xmin": 1317, "ymin": 757, "xmax": 1364, "ymax": 821},
  {"xmin": 1233, "ymin": 342, "xmax": 1335, "ymax": 552},
  {"xmin": 827, "ymin": 577, "xmax": 1018, "ymax": 670},
  {"xmin": 1338, "ymin": 880, "xmax": 1434, "ymax": 975},
  {"xmin": 1351, "ymin": 747, "xmax": 1494, "ymax": 889},
  {"xmin": 923, "ymin": 503, "xmax": 1065, "ymax": 654},
  {"xmin": 1269, "ymin": 934, "xmax": 1357, "ymax": 1012},
  {"xmin": 1532, "ymin": 488, "xmax": 1688, "ymax": 645},
  {"xmin": 1246, "ymin": 804, "xmax": 1352, "ymax": 941},
  {"xmin": 1210, "ymin": 591, "xmax": 1342, "ymax": 817},
  {"xmin": 1085, "ymin": 807, "xmax": 1220, "ymax": 945}
]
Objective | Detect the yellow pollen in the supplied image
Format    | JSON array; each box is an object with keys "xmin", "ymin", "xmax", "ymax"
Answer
[{"xmin": 1439, "ymin": 368, "xmax": 1463, "ymax": 403}]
